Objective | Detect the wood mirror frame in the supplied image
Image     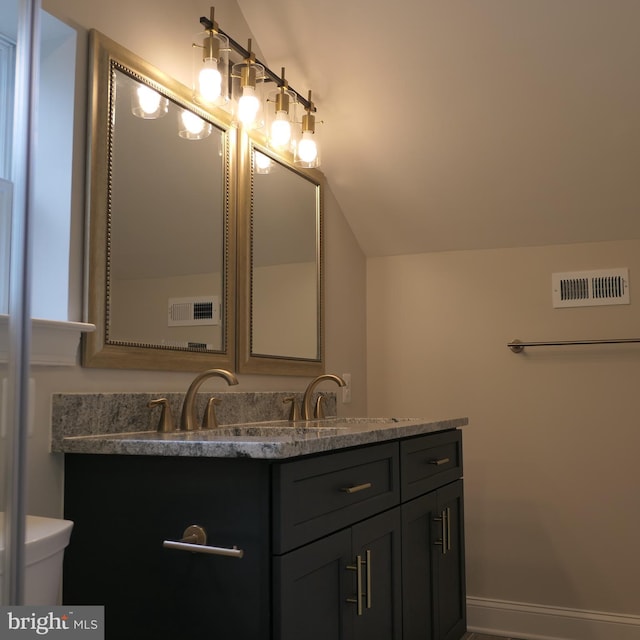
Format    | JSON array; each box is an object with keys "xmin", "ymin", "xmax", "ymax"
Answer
[
  {"xmin": 82, "ymin": 30, "xmax": 236, "ymax": 372},
  {"xmin": 236, "ymin": 130, "xmax": 324, "ymax": 376}
]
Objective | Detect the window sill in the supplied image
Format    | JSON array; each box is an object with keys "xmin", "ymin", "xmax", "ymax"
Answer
[{"xmin": 0, "ymin": 315, "xmax": 95, "ymax": 366}]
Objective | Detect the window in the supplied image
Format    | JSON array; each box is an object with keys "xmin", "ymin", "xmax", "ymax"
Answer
[
  {"xmin": 0, "ymin": 33, "xmax": 15, "ymax": 314},
  {"xmin": 0, "ymin": 6, "xmax": 93, "ymax": 365}
]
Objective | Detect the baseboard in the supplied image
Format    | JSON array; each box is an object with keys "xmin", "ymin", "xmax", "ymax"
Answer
[{"xmin": 467, "ymin": 596, "xmax": 640, "ymax": 640}]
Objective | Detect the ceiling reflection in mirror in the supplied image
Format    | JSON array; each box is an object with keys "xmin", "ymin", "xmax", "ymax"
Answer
[{"xmin": 108, "ymin": 68, "xmax": 225, "ymax": 352}]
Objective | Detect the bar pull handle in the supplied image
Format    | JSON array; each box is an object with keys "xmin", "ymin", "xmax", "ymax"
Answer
[
  {"xmin": 428, "ymin": 457, "xmax": 450, "ymax": 466},
  {"xmin": 433, "ymin": 510, "xmax": 448, "ymax": 555},
  {"xmin": 365, "ymin": 549, "xmax": 372, "ymax": 610},
  {"xmin": 341, "ymin": 482, "xmax": 373, "ymax": 494},
  {"xmin": 163, "ymin": 525, "xmax": 244, "ymax": 559},
  {"xmin": 346, "ymin": 555, "xmax": 365, "ymax": 615},
  {"xmin": 446, "ymin": 507, "xmax": 451, "ymax": 552}
]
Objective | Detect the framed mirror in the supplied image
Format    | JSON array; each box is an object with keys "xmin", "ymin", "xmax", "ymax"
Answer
[
  {"xmin": 237, "ymin": 132, "xmax": 324, "ymax": 375},
  {"xmin": 82, "ymin": 31, "xmax": 236, "ymax": 371}
]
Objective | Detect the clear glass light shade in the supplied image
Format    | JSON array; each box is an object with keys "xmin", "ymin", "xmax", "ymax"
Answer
[
  {"xmin": 131, "ymin": 84, "xmax": 169, "ymax": 119},
  {"xmin": 178, "ymin": 109, "xmax": 213, "ymax": 140},
  {"xmin": 231, "ymin": 60, "xmax": 265, "ymax": 129},
  {"xmin": 192, "ymin": 30, "xmax": 229, "ymax": 107}
]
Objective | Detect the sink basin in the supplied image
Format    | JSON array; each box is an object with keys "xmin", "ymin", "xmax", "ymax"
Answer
[
  {"xmin": 153, "ymin": 417, "xmax": 422, "ymax": 441},
  {"xmin": 323, "ymin": 417, "xmax": 406, "ymax": 425},
  {"xmin": 209, "ymin": 424, "xmax": 345, "ymax": 438},
  {"xmin": 207, "ymin": 417, "xmax": 416, "ymax": 438}
]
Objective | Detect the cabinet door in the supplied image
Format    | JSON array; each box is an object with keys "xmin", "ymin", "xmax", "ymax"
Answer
[
  {"xmin": 274, "ymin": 508, "xmax": 402, "ymax": 640},
  {"xmin": 63, "ymin": 455, "xmax": 271, "ymax": 640},
  {"xmin": 402, "ymin": 480, "xmax": 466, "ymax": 640},
  {"xmin": 434, "ymin": 480, "xmax": 466, "ymax": 640},
  {"xmin": 352, "ymin": 507, "xmax": 402, "ymax": 640},
  {"xmin": 401, "ymin": 491, "xmax": 437, "ymax": 640},
  {"xmin": 274, "ymin": 529, "xmax": 353, "ymax": 640}
]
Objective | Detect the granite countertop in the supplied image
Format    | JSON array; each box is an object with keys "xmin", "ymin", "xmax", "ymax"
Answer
[{"xmin": 53, "ymin": 416, "xmax": 468, "ymax": 459}]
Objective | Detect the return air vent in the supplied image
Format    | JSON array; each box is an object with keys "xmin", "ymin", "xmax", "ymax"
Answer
[
  {"xmin": 168, "ymin": 296, "xmax": 220, "ymax": 326},
  {"xmin": 552, "ymin": 269, "xmax": 629, "ymax": 308}
]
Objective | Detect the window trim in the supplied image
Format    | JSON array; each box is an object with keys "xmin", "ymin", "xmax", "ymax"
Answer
[{"xmin": 0, "ymin": 315, "xmax": 95, "ymax": 366}]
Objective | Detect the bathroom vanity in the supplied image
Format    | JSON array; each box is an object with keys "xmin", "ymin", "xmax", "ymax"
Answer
[{"xmin": 55, "ymin": 398, "xmax": 467, "ymax": 640}]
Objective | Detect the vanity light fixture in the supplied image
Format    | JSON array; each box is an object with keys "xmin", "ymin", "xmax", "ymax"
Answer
[
  {"xmin": 178, "ymin": 108, "xmax": 213, "ymax": 140},
  {"xmin": 192, "ymin": 7, "xmax": 229, "ymax": 106},
  {"xmin": 295, "ymin": 90, "xmax": 320, "ymax": 168},
  {"xmin": 266, "ymin": 68, "xmax": 297, "ymax": 151},
  {"xmin": 198, "ymin": 7, "xmax": 322, "ymax": 166},
  {"xmin": 131, "ymin": 83, "xmax": 168, "ymax": 119},
  {"xmin": 231, "ymin": 39, "xmax": 265, "ymax": 129}
]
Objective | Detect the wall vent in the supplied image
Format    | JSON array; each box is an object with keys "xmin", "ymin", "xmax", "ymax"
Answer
[
  {"xmin": 552, "ymin": 268, "xmax": 629, "ymax": 308},
  {"xmin": 168, "ymin": 296, "xmax": 220, "ymax": 326}
]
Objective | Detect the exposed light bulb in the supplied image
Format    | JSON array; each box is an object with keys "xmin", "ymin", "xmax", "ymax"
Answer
[
  {"xmin": 297, "ymin": 130, "xmax": 318, "ymax": 163},
  {"xmin": 136, "ymin": 85, "xmax": 161, "ymax": 115},
  {"xmin": 238, "ymin": 85, "xmax": 260, "ymax": 125},
  {"xmin": 254, "ymin": 151, "xmax": 272, "ymax": 173},
  {"xmin": 270, "ymin": 111, "xmax": 291, "ymax": 148},
  {"xmin": 198, "ymin": 59, "xmax": 222, "ymax": 103},
  {"xmin": 181, "ymin": 110, "xmax": 206, "ymax": 135}
]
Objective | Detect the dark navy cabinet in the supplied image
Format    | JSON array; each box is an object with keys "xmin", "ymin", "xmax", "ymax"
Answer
[
  {"xmin": 402, "ymin": 480, "xmax": 466, "ymax": 640},
  {"xmin": 63, "ymin": 429, "xmax": 465, "ymax": 640}
]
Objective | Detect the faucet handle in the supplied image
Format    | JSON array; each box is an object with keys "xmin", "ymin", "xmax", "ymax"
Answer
[
  {"xmin": 202, "ymin": 397, "xmax": 221, "ymax": 429},
  {"xmin": 315, "ymin": 394, "xmax": 326, "ymax": 419},
  {"xmin": 283, "ymin": 397, "xmax": 301, "ymax": 421},
  {"xmin": 148, "ymin": 398, "xmax": 175, "ymax": 433}
]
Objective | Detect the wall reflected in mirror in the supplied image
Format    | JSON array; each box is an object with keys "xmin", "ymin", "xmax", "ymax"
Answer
[
  {"xmin": 109, "ymin": 69, "xmax": 225, "ymax": 352},
  {"xmin": 237, "ymin": 135, "xmax": 323, "ymax": 376},
  {"xmin": 251, "ymin": 149, "xmax": 318, "ymax": 359}
]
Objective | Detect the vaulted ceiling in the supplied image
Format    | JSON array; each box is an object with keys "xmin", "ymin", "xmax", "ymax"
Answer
[{"xmin": 237, "ymin": 0, "xmax": 640, "ymax": 257}]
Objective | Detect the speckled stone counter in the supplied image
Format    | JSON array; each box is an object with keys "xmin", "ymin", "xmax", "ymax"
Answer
[{"xmin": 51, "ymin": 391, "xmax": 468, "ymax": 459}]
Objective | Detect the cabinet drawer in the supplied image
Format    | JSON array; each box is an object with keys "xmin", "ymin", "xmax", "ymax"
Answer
[
  {"xmin": 273, "ymin": 442, "xmax": 400, "ymax": 554},
  {"xmin": 400, "ymin": 430, "xmax": 462, "ymax": 501}
]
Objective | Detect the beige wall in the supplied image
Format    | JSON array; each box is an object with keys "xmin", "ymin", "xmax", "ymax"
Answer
[
  {"xmin": 21, "ymin": 0, "xmax": 367, "ymax": 518},
  {"xmin": 367, "ymin": 239, "xmax": 640, "ymax": 618}
]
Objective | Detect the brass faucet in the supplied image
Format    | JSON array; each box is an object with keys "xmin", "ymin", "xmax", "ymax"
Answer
[
  {"xmin": 180, "ymin": 368, "xmax": 239, "ymax": 431},
  {"xmin": 301, "ymin": 374, "xmax": 346, "ymax": 420},
  {"xmin": 148, "ymin": 398, "xmax": 175, "ymax": 433}
]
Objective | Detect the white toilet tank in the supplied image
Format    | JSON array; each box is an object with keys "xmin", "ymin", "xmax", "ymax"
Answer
[{"xmin": 0, "ymin": 513, "xmax": 73, "ymax": 604}]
